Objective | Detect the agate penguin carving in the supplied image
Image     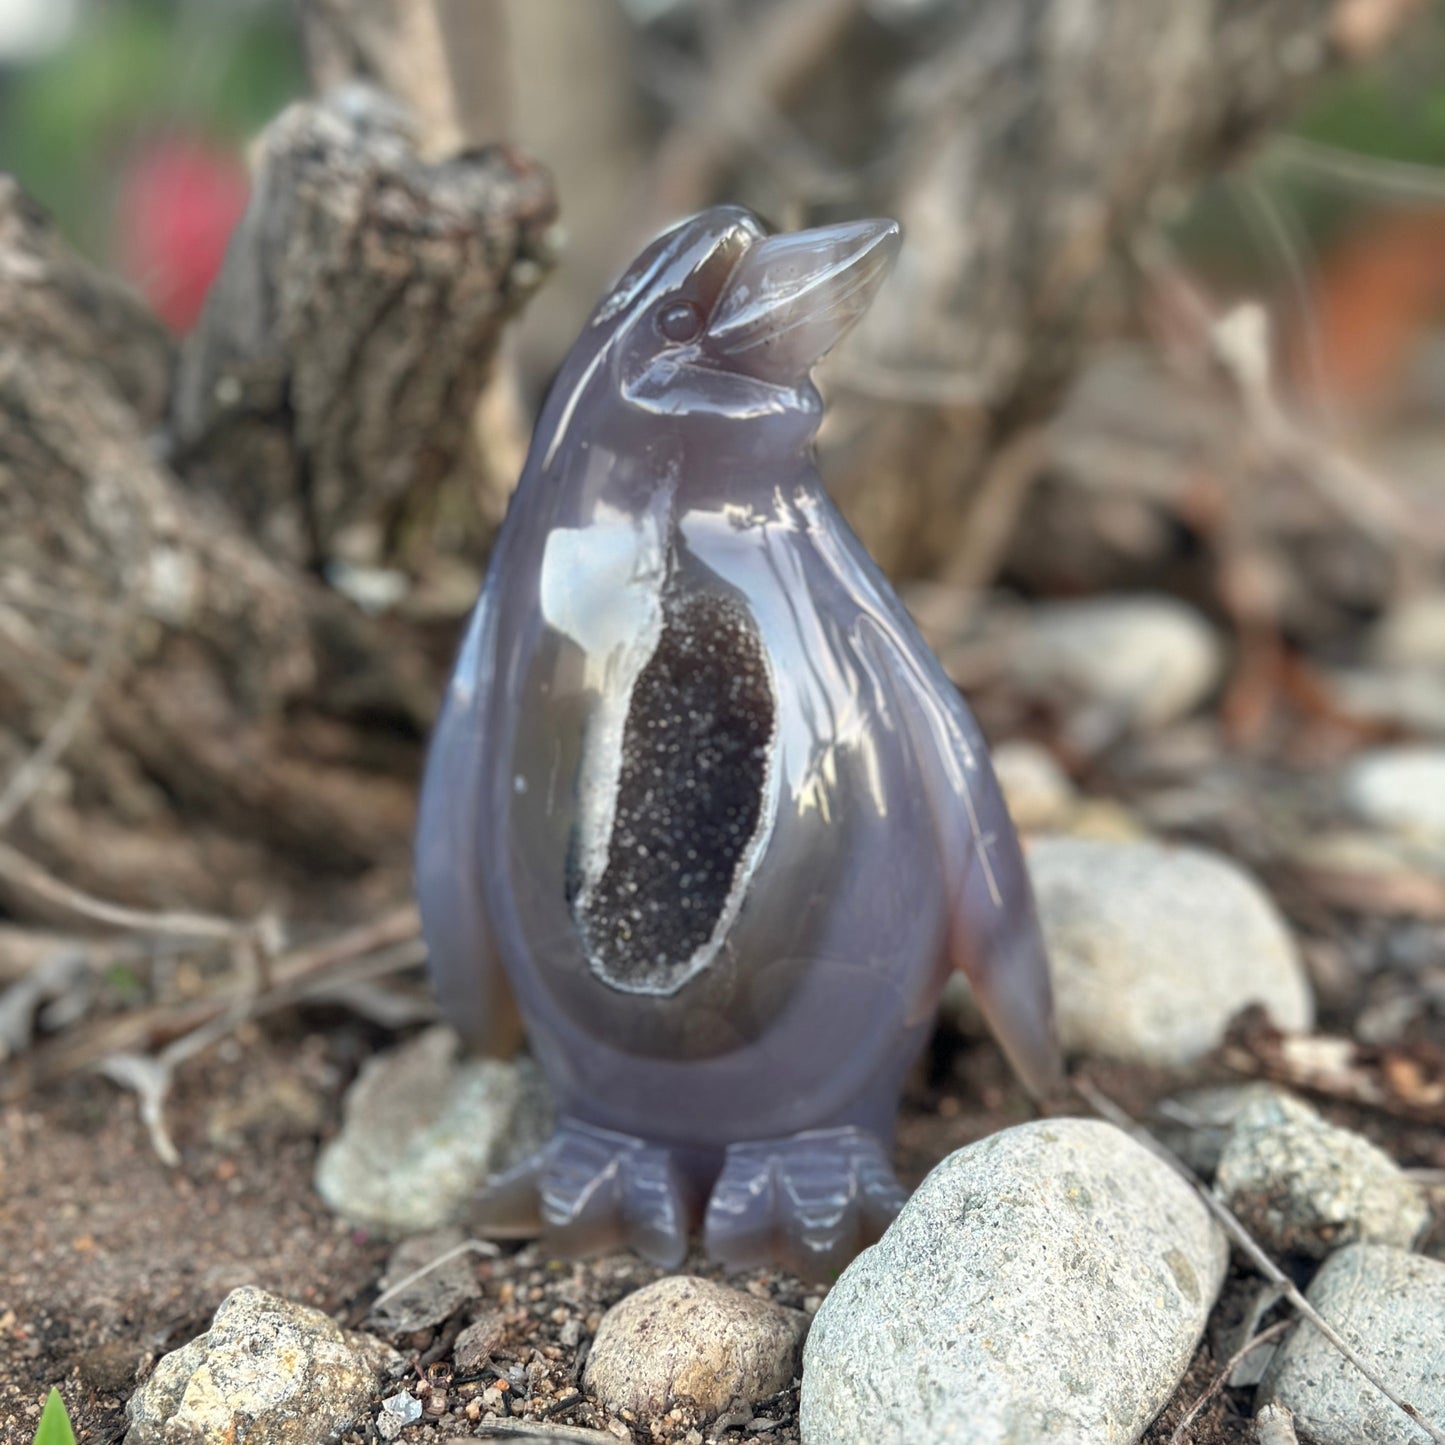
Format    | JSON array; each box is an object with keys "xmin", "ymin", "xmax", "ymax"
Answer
[{"xmin": 416, "ymin": 206, "xmax": 1060, "ymax": 1281}]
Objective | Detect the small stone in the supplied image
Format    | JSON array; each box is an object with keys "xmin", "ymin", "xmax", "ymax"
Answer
[
  {"xmin": 368, "ymin": 1227, "xmax": 479, "ymax": 1334},
  {"xmin": 1149, "ymin": 1083, "xmax": 1286, "ymax": 1179},
  {"xmin": 990, "ymin": 740, "xmax": 1076, "ymax": 832},
  {"xmin": 1213, "ymin": 1091, "xmax": 1429, "ymax": 1259},
  {"xmin": 583, "ymin": 1276, "xmax": 805, "ymax": 1419},
  {"xmin": 1370, "ymin": 592, "xmax": 1445, "ymax": 672},
  {"xmin": 377, "ymin": 1391, "xmax": 423, "ymax": 1441},
  {"xmin": 1342, "ymin": 746, "xmax": 1445, "ymax": 845},
  {"xmin": 1258, "ymin": 1244, "xmax": 1445, "ymax": 1443},
  {"xmin": 124, "ymin": 1286, "xmax": 400, "ymax": 1445},
  {"xmin": 1328, "ymin": 667, "xmax": 1445, "ymax": 738},
  {"xmin": 800, "ymin": 1119, "xmax": 1228, "ymax": 1445},
  {"xmin": 454, "ymin": 1311, "xmax": 506, "ymax": 1373},
  {"xmin": 315, "ymin": 1025, "xmax": 553, "ymax": 1237},
  {"xmin": 1028, "ymin": 838, "xmax": 1314, "ymax": 1067},
  {"xmin": 1012, "ymin": 594, "xmax": 1223, "ymax": 729}
]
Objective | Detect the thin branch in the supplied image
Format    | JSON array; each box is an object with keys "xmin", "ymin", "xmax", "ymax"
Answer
[
  {"xmin": 0, "ymin": 579, "xmax": 140, "ymax": 834},
  {"xmin": 629, "ymin": 0, "xmax": 864, "ymax": 246},
  {"xmin": 1074, "ymin": 1076, "xmax": 1445, "ymax": 1445},
  {"xmin": 0, "ymin": 840, "xmax": 263, "ymax": 944},
  {"xmin": 1168, "ymin": 1320, "xmax": 1291, "ymax": 1445},
  {"xmin": 9, "ymin": 902, "xmax": 421, "ymax": 1097},
  {"xmin": 1231, "ymin": 175, "xmax": 1339, "ymax": 440},
  {"xmin": 92, "ymin": 922, "xmax": 424, "ymax": 1164},
  {"xmin": 941, "ymin": 427, "xmax": 1047, "ymax": 595},
  {"xmin": 1265, "ymin": 135, "xmax": 1445, "ymax": 203}
]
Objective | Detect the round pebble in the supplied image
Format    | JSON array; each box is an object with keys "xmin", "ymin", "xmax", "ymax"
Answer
[
  {"xmin": 1149, "ymin": 1083, "xmax": 1288, "ymax": 1180},
  {"xmin": 1213, "ymin": 1090, "xmax": 1429, "ymax": 1259},
  {"xmin": 990, "ymin": 739, "xmax": 1076, "ymax": 832},
  {"xmin": 124, "ymin": 1286, "xmax": 400, "ymax": 1444},
  {"xmin": 800, "ymin": 1118, "xmax": 1228, "ymax": 1444},
  {"xmin": 1028, "ymin": 838, "xmax": 1314, "ymax": 1067},
  {"xmin": 583, "ymin": 1275, "xmax": 806, "ymax": 1418},
  {"xmin": 1370, "ymin": 592, "xmax": 1445, "ymax": 672},
  {"xmin": 1258, "ymin": 1244, "xmax": 1445, "ymax": 1443},
  {"xmin": 1012, "ymin": 594, "xmax": 1223, "ymax": 728},
  {"xmin": 1342, "ymin": 746, "xmax": 1445, "ymax": 845}
]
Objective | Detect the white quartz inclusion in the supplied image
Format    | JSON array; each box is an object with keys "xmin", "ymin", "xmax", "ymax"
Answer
[{"xmin": 540, "ymin": 501, "xmax": 670, "ymax": 901}]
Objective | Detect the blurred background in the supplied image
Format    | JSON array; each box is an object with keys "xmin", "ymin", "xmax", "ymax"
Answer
[
  {"xmin": 3, "ymin": 10, "xmax": 1445, "ymax": 1437},
  {"xmin": 1, "ymin": 0, "xmax": 1443, "ymax": 919},
  {"xmin": 7, "ymin": 0, "xmax": 1445, "ymax": 423}
]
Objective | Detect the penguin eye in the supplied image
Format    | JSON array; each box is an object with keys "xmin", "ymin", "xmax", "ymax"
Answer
[{"xmin": 656, "ymin": 299, "xmax": 704, "ymax": 344}]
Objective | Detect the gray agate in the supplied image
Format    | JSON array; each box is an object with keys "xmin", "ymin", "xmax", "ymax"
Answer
[{"xmin": 416, "ymin": 207, "xmax": 1060, "ymax": 1281}]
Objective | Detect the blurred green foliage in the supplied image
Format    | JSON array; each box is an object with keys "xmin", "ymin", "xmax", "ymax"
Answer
[
  {"xmin": 1174, "ymin": 11, "xmax": 1445, "ymax": 282},
  {"xmin": 0, "ymin": 0, "xmax": 303, "ymax": 260}
]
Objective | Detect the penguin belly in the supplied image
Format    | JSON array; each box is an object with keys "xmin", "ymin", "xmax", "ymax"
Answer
[{"xmin": 496, "ymin": 520, "xmax": 950, "ymax": 1149}]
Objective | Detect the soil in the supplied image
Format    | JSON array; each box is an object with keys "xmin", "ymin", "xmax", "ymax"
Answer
[{"xmin": 4, "ymin": 996, "xmax": 1440, "ymax": 1445}]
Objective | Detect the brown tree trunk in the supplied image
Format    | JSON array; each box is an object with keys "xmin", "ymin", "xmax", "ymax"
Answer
[{"xmin": 0, "ymin": 86, "xmax": 555, "ymax": 919}]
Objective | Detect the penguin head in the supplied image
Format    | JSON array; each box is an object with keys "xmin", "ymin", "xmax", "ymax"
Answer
[{"xmin": 549, "ymin": 207, "xmax": 900, "ymax": 445}]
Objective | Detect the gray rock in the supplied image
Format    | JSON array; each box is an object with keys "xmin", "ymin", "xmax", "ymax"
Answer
[
  {"xmin": 124, "ymin": 1286, "xmax": 400, "ymax": 1444},
  {"xmin": 1028, "ymin": 838, "xmax": 1313, "ymax": 1068},
  {"xmin": 1370, "ymin": 592, "xmax": 1445, "ymax": 673},
  {"xmin": 1214, "ymin": 1092, "xmax": 1429, "ymax": 1260},
  {"xmin": 800, "ymin": 1118, "xmax": 1228, "ymax": 1445},
  {"xmin": 376, "ymin": 1390, "xmax": 422, "ymax": 1441},
  {"xmin": 1343, "ymin": 747, "xmax": 1445, "ymax": 846},
  {"xmin": 315, "ymin": 1025, "xmax": 552, "ymax": 1237},
  {"xmin": 454, "ymin": 1310, "xmax": 507, "ymax": 1372},
  {"xmin": 1012, "ymin": 594, "xmax": 1223, "ymax": 729},
  {"xmin": 583, "ymin": 1275, "xmax": 806, "ymax": 1418},
  {"xmin": 1150, "ymin": 1084, "xmax": 1288, "ymax": 1180},
  {"xmin": 1258, "ymin": 1244, "xmax": 1445, "ymax": 1444},
  {"xmin": 1328, "ymin": 668, "xmax": 1445, "ymax": 739},
  {"xmin": 367, "ymin": 1227, "xmax": 480, "ymax": 1334},
  {"xmin": 991, "ymin": 739, "xmax": 1076, "ymax": 832}
]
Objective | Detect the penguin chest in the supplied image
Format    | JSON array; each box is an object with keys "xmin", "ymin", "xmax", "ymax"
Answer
[
  {"xmin": 529, "ymin": 507, "xmax": 783, "ymax": 1012},
  {"xmin": 570, "ymin": 579, "xmax": 779, "ymax": 995}
]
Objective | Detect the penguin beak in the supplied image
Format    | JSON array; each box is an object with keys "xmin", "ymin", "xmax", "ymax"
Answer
[{"xmin": 705, "ymin": 218, "xmax": 900, "ymax": 384}]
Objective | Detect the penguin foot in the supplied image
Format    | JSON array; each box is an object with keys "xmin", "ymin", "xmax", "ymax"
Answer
[
  {"xmin": 702, "ymin": 1126, "xmax": 906, "ymax": 1283},
  {"xmin": 474, "ymin": 1117, "xmax": 694, "ymax": 1268}
]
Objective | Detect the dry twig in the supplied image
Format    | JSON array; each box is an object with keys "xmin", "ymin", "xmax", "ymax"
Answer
[{"xmin": 1167, "ymin": 1320, "xmax": 1291, "ymax": 1445}]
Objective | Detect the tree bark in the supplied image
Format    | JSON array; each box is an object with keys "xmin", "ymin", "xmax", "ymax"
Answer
[
  {"xmin": 0, "ymin": 89, "xmax": 555, "ymax": 917},
  {"xmin": 172, "ymin": 87, "xmax": 555, "ymax": 574}
]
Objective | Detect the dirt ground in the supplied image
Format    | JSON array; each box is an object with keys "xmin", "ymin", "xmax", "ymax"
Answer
[{"xmin": 3, "ymin": 999, "xmax": 1440, "ymax": 1445}]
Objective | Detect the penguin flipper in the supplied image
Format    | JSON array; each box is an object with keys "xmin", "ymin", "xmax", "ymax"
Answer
[
  {"xmin": 415, "ymin": 592, "xmax": 521, "ymax": 1057},
  {"xmin": 860, "ymin": 612, "xmax": 1061, "ymax": 1099},
  {"xmin": 804, "ymin": 494, "xmax": 1060, "ymax": 1098}
]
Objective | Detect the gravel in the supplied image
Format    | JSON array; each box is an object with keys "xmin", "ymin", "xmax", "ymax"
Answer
[
  {"xmin": 1342, "ymin": 746, "xmax": 1445, "ymax": 844},
  {"xmin": 1011, "ymin": 594, "xmax": 1223, "ymax": 729},
  {"xmin": 1213, "ymin": 1090, "xmax": 1430, "ymax": 1259},
  {"xmin": 583, "ymin": 1275, "xmax": 806, "ymax": 1418}
]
